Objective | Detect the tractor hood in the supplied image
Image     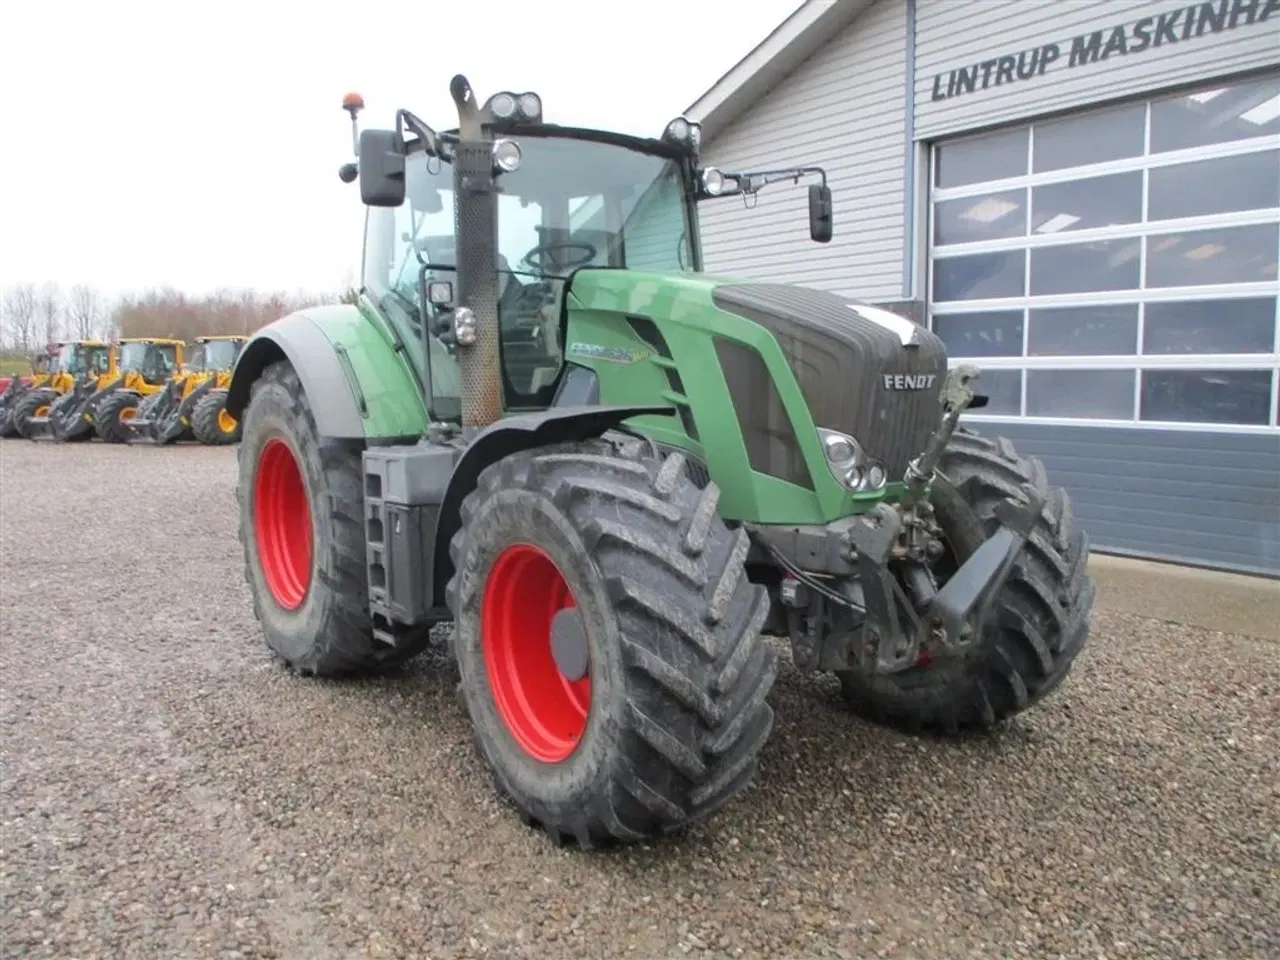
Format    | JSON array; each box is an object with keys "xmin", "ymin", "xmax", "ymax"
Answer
[{"xmin": 567, "ymin": 269, "xmax": 949, "ymax": 479}]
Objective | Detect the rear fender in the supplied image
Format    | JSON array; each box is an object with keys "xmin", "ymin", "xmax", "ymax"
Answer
[
  {"xmin": 429, "ymin": 404, "xmax": 674, "ymax": 610},
  {"xmin": 225, "ymin": 307, "xmax": 428, "ymax": 441}
]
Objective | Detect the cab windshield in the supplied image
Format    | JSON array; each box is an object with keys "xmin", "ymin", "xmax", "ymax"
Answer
[
  {"xmin": 53, "ymin": 344, "xmax": 105, "ymax": 375},
  {"xmin": 363, "ymin": 132, "xmax": 695, "ymax": 419},
  {"xmin": 119, "ymin": 342, "xmax": 177, "ymax": 381},
  {"xmin": 201, "ymin": 340, "xmax": 241, "ymax": 371}
]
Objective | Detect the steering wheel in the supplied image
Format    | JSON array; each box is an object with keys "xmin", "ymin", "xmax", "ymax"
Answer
[{"xmin": 520, "ymin": 242, "xmax": 598, "ymax": 272}]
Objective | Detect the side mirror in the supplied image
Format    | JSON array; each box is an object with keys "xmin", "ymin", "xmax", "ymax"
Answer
[
  {"xmin": 358, "ymin": 129, "xmax": 407, "ymax": 207},
  {"xmin": 808, "ymin": 184, "xmax": 833, "ymax": 243}
]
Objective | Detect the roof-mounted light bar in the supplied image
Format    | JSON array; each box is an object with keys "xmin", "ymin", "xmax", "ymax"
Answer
[
  {"xmin": 482, "ymin": 90, "xmax": 543, "ymax": 129},
  {"xmin": 661, "ymin": 116, "xmax": 702, "ymax": 153}
]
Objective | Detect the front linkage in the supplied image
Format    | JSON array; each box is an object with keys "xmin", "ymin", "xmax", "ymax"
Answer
[
  {"xmin": 25, "ymin": 376, "xmax": 112, "ymax": 442},
  {"xmin": 761, "ymin": 365, "xmax": 1044, "ymax": 677},
  {"xmin": 129, "ymin": 377, "xmax": 212, "ymax": 445}
]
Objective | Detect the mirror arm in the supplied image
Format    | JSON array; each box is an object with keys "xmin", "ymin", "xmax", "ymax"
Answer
[
  {"xmin": 396, "ymin": 109, "xmax": 452, "ymax": 162},
  {"xmin": 737, "ymin": 165, "xmax": 827, "ymax": 194}
]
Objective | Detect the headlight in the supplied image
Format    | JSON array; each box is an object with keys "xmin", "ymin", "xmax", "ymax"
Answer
[
  {"xmin": 492, "ymin": 138, "xmax": 522, "ymax": 172},
  {"xmin": 489, "ymin": 93, "xmax": 516, "ymax": 119},
  {"xmin": 517, "ymin": 92, "xmax": 542, "ymax": 121},
  {"xmin": 701, "ymin": 166, "xmax": 725, "ymax": 196},
  {"xmin": 816, "ymin": 427, "xmax": 887, "ymax": 494},
  {"xmin": 452, "ymin": 307, "xmax": 477, "ymax": 347}
]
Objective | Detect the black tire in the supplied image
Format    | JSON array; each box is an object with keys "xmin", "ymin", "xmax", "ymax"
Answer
[
  {"xmin": 191, "ymin": 389, "xmax": 240, "ymax": 445},
  {"xmin": 838, "ymin": 427, "xmax": 1094, "ymax": 734},
  {"xmin": 11, "ymin": 389, "xmax": 57, "ymax": 439},
  {"xmin": 446, "ymin": 437, "xmax": 778, "ymax": 847},
  {"xmin": 0, "ymin": 397, "xmax": 19, "ymax": 437},
  {"xmin": 95, "ymin": 391, "xmax": 140, "ymax": 443},
  {"xmin": 237, "ymin": 359, "xmax": 430, "ymax": 675}
]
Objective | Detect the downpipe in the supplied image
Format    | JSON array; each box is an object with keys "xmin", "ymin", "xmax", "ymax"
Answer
[{"xmin": 845, "ymin": 364, "xmax": 1045, "ymax": 673}]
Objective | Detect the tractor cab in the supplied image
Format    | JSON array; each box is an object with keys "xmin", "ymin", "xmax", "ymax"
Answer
[
  {"xmin": 194, "ymin": 335, "xmax": 248, "ymax": 374},
  {"xmin": 355, "ymin": 94, "xmax": 832, "ymax": 428},
  {"xmin": 116, "ymin": 337, "xmax": 184, "ymax": 386}
]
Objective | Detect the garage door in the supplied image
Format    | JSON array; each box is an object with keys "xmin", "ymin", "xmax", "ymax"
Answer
[{"xmin": 925, "ymin": 69, "xmax": 1280, "ymax": 575}]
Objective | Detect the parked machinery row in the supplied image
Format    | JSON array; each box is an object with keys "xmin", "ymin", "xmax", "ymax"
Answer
[{"xmin": 0, "ymin": 336, "xmax": 247, "ymax": 446}]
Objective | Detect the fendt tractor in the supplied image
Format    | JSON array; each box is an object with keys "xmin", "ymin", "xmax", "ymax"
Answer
[
  {"xmin": 25, "ymin": 337, "xmax": 184, "ymax": 442},
  {"xmin": 225, "ymin": 80, "xmax": 1094, "ymax": 849},
  {"xmin": 10, "ymin": 340, "xmax": 115, "ymax": 439},
  {"xmin": 0, "ymin": 344, "xmax": 58, "ymax": 437},
  {"xmin": 98, "ymin": 334, "xmax": 247, "ymax": 445}
]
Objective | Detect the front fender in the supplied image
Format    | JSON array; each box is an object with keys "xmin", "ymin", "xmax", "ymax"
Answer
[
  {"xmin": 430, "ymin": 404, "xmax": 674, "ymax": 608},
  {"xmin": 226, "ymin": 306, "xmax": 428, "ymax": 440}
]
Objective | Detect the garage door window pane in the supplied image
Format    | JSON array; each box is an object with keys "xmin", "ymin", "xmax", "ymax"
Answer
[
  {"xmin": 932, "ymin": 250, "xmax": 1025, "ymax": 302},
  {"xmin": 1141, "ymin": 369, "xmax": 1274, "ymax": 425},
  {"xmin": 934, "ymin": 190, "xmax": 1027, "ymax": 245},
  {"xmin": 1148, "ymin": 151, "xmax": 1280, "ymax": 222},
  {"xmin": 933, "ymin": 311, "xmax": 1024, "ymax": 357},
  {"xmin": 934, "ymin": 127, "xmax": 1029, "ymax": 188},
  {"xmin": 1146, "ymin": 224, "xmax": 1280, "ymax": 288},
  {"xmin": 1143, "ymin": 298, "xmax": 1278, "ymax": 354},
  {"xmin": 1026, "ymin": 369, "xmax": 1134, "ymax": 418},
  {"xmin": 1028, "ymin": 304, "xmax": 1139, "ymax": 356},
  {"xmin": 1032, "ymin": 102, "xmax": 1146, "ymax": 172},
  {"xmin": 1030, "ymin": 239, "xmax": 1141, "ymax": 295},
  {"xmin": 1032, "ymin": 171, "xmax": 1143, "ymax": 235},
  {"xmin": 969, "ymin": 368, "xmax": 1022, "ymax": 415},
  {"xmin": 1151, "ymin": 76, "xmax": 1280, "ymax": 153}
]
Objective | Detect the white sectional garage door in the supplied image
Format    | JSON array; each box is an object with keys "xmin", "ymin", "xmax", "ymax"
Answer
[
  {"xmin": 927, "ymin": 69, "xmax": 1278, "ymax": 429},
  {"xmin": 924, "ymin": 69, "xmax": 1279, "ymax": 572}
]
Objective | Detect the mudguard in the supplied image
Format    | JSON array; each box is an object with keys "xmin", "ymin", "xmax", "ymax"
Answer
[
  {"xmin": 226, "ymin": 306, "xmax": 430, "ymax": 441},
  {"xmin": 430, "ymin": 404, "xmax": 674, "ymax": 606},
  {"xmin": 225, "ymin": 312, "xmax": 368, "ymax": 438}
]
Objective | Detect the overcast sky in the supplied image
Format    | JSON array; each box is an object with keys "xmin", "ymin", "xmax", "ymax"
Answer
[{"xmin": 1, "ymin": 0, "xmax": 800, "ymax": 300}]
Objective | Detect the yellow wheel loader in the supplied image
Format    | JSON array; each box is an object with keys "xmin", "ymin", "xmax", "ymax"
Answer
[
  {"xmin": 0, "ymin": 344, "xmax": 59, "ymax": 437},
  {"xmin": 89, "ymin": 339, "xmax": 188, "ymax": 444},
  {"xmin": 188, "ymin": 336, "xmax": 248, "ymax": 445},
  {"xmin": 11, "ymin": 341, "xmax": 115, "ymax": 440}
]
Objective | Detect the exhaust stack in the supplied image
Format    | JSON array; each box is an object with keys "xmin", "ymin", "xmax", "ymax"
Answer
[{"xmin": 449, "ymin": 74, "xmax": 504, "ymax": 430}]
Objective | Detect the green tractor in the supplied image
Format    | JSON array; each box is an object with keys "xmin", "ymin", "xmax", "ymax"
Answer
[{"xmin": 225, "ymin": 80, "xmax": 1094, "ymax": 849}]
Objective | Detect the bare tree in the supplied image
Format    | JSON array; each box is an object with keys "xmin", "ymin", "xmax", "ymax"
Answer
[
  {"xmin": 36, "ymin": 282, "xmax": 63, "ymax": 344},
  {"xmin": 3, "ymin": 284, "xmax": 38, "ymax": 353},
  {"xmin": 67, "ymin": 284, "xmax": 104, "ymax": 340}
]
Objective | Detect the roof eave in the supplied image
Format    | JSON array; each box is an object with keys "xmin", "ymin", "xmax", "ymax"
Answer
[{"xmin": 685, "ymin": 0, "xmax": 875, "ymax": 142}]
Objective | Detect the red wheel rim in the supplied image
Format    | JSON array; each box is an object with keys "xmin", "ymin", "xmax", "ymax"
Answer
[
  {"xmin": 253, "ymin": 437, "xmax": 313, "ymax": 610},
  {"xmin": 481, "ymin": 544, "xmax": 590, "ymax": 763}
]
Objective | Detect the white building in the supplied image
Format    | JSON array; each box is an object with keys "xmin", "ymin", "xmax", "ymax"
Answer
[{"xmin": 686, "ymin": 0, "xmax": 1280, "ymax": 576}]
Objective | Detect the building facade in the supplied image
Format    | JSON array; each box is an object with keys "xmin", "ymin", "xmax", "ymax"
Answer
[{"xmin": 687, "ymin": 0, "xmax": 1280, "ymax": 576}]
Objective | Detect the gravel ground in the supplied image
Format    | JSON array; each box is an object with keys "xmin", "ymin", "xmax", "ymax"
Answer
[{"xmin": 1, "ymin": 439, "xmax": 1277, "ymax": 960}]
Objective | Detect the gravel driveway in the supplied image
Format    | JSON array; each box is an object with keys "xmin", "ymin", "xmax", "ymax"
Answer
[{"xmin": 1, "ymin": 440, "xmax": 1276, "ymax": 959}]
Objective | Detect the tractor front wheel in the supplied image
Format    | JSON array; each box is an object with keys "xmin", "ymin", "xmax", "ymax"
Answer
[
  {"xmin": 837, "ymin": 428, "xmax": 1094, "ymax": 733},
  {"xmin": 191, "ymin": 389, "xmax": 241, "ymax": 445},
  {"xmin": 11, "ymin": 389, "xmax": 56, "ymax": 439},
  {"xmin": 236, "ymin": 360, "xmax": 430, "ymax": 675},
  {"xmin": 95, "ymin": 392, "xmax": 140, "ymax": 443},
  {"xmin": 446, "ymin": 438, "xmax": 778, "ymax": 847}
]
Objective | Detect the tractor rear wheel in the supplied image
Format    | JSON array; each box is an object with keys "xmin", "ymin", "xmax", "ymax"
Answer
[
  {"xmin": 236, "ymin": 359, "xmax": 430, "ymax": 675},
  {"xmin": 446, "ymin": 438, "xmax": 778, "ymax": 847},
  {"xmin": 95, "ymin": 392, "xmax": 140, "ymax": 443},
  {"xmin": 838, "ymin": 427, "xmax": 1094, "ymax": 733},
  {"xmin": 11, "ymin": 389, "xmax": 56, "ymax": 439},
  {"xmin": 191, "ymin": 389, "xmax": 240, "ymax": 445}
]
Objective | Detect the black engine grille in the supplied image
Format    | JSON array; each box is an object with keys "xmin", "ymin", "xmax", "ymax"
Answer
[{"xmin": 712, "ymin": 283, "xmax": 947, "ymax": 481}]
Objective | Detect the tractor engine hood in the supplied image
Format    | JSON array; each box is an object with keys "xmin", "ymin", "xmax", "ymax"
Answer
[{"xmin": 711, "ymin": 281, "xmax": 949, "ymax": 481}]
